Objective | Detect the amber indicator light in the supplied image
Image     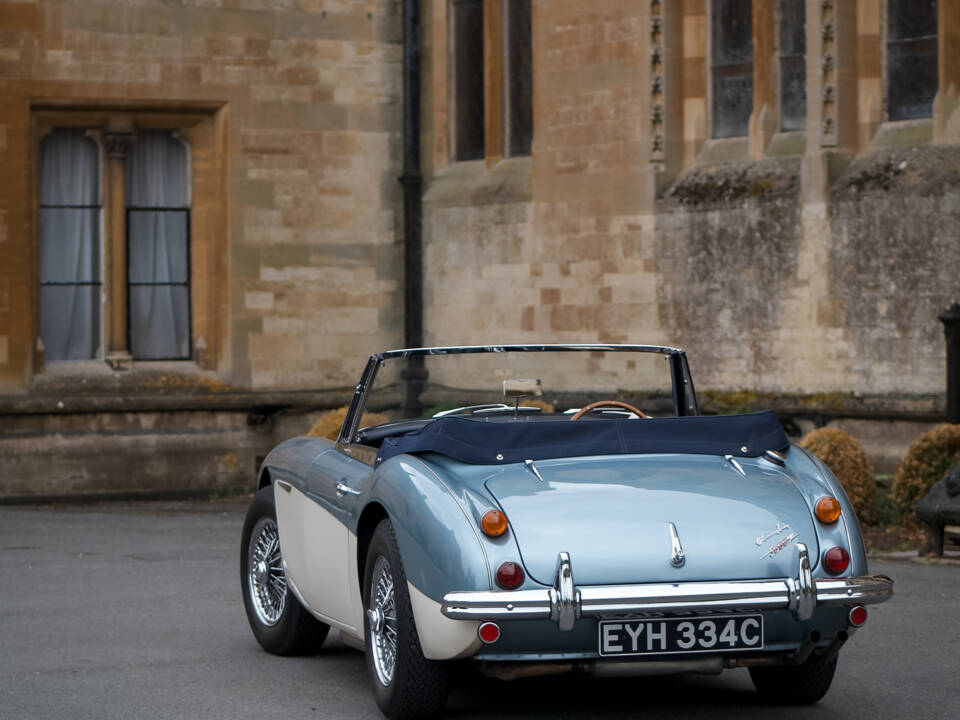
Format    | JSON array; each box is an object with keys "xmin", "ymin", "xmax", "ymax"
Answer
[
  {"xmin": 815, "ymin": 496, "xmax": 842, "ymax": 524},
  {"xmin": 481, "ymin": 509, "xmax": 509, "ymax": 537}
]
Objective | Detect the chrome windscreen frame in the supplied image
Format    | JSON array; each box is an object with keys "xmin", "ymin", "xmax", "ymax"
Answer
[{"xmin": 337, "ymin": 344, "xmax": 697, "ymax": 445}]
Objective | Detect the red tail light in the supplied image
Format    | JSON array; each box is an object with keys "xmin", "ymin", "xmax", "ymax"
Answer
[
  {"xmin": 496, "ymin": 561, "xmax": 525, "ymax": 589},
  {"xmin": 848, "ymin": 605, "xmax": 868, "ymax": 627},
  {"xmin": 478, "ymin": 621, "xmax": 501, "ymax": 643},
  {"xmin": 823, "ymin": 546, "xmax": 850, "ymax": 574}
]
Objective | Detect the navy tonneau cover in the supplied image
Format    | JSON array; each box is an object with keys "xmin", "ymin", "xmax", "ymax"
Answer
[{"xmin": 376, "ymin": 410, "xmax": 788, "ymax": 465}]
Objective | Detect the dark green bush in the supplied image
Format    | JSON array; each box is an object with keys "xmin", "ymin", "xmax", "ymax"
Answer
[{"xmin": 890, "ymin": 424, "xmax": 960, "ymax": 518}]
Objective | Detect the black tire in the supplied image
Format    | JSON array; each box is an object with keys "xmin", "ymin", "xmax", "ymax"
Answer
[
  {"xmin": 749, "ymin": 652, "xmax": 838, "ymax": 705},
  {"xmin": 363, "ymin": 518, "xmax": 451, "ymax": 720},
  {"xmin": 240, "ymin": 485, "xmax": 329, "ymax": 655}
]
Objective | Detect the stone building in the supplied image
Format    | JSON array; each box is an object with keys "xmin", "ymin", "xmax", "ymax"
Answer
[{"xmin": 0, "ymin": 0, "xmax": 957, "ymax": 499}]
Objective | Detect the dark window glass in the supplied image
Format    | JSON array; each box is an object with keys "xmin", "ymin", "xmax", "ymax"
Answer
[
  {"xmin": 779, "ymin": 0, "xmax": 806, "ymax": 132},
  {"xmin": 452, "ymin": 0, "xmax": 485, "ymax": 160},
  {"xmin": 887, "ymin": 0, "xmax": 938, "ymax": 121},
  {"xmin": 38, "ymin": 130, "xmax": 102, "ymax": 361},
  {"xmin": 711, "ymin": 0, "xmax": 753, "ymax": 138},
  {"xmin": 504, "ymin": 0, "xmax": 532, "ymax": 156},
  {"xmin": 126, "ymin": 132, "xmax": 192, "ymax": 360}
]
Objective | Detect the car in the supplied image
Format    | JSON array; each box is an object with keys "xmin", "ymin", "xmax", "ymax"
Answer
[{"xmin": 240, "ymin": 344, "xmax": 894, "ymax": 719}]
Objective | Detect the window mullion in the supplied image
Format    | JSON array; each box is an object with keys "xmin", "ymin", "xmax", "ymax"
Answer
[{"xmin": 103, "ymin": 129, "xmax": 135, "ymax": 368}]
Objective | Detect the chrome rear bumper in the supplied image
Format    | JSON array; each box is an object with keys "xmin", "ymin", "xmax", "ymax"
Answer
[{"xmin": 441, "ymin": 544, "xmax": 893, "ymax": 631}]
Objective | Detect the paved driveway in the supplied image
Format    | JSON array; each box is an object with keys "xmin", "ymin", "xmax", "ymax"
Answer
[{"xmin": 1, "ymin": 502, "xmax": 957, "ymax": 719}]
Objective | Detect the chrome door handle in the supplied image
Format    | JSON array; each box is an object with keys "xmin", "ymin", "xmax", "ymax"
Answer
[
  {"xmin": 336, "ymin": 482, "xmax": 361, "ymax": 497},
  {"xmin": 276, "ymin": 479, "xmax": 292, "ymax": 493}
]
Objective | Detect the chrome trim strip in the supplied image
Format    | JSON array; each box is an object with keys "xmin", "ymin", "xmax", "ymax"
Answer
[
  {"xmin": 523, "ymin": 459, "xmax": 545, "ymax": 483},
  {"xmin": 441, "ymin": 575, "xmax": 893, "ymax": 625},
  {"xmin": 723, "ymin": 454, "xmax": 746, "ymax": 477},
  {"xmin": 667, "ymin": 522, "xmax": 685, "ymax": 568}
]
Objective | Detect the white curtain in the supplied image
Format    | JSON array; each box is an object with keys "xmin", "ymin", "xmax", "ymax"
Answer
[
  {"xmin": 126, "ymin": 132, "xmax": 190, "ymax": 360},
  {"xmin": 39, "ymin": 130, "xmax": 101, "ymax": 362}
]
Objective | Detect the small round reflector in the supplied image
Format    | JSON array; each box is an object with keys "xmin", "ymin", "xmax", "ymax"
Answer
[
  {"xmin": 816, "ymin": 496, "xmax": 842, "ymax": 523},
  {"xmin": 481, "ymin": 509, "xmax": 508, "ymax": 537},
  {"xmin": 823, "ymin": 546, "xmax": 850, "ymax": 574},
  {"xmin": 478, "ymin": 621, "xmax": 501, "ymax": 644},
  {"xmin": 848, "ymin": 605, "xmax": 868, "ymax": 627},
  {"xmin": 496, "ymin": 561, "xmax": 525, "ymax": 589}
]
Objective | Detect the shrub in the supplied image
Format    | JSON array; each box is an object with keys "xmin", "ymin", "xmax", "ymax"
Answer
[
  {"xmin": 307, "ymin": 405, "xmax": 390, "ymax": 441},
  {"xmin": 890, "ymin": 424, "xmax": 960, "ymax": 518},
  {"xmin": 800, "ymin": 427, "xmax": 876, "ymax": 524}
]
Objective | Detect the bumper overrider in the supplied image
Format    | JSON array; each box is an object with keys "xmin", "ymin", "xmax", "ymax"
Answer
[{"xmin": 441, "ymin": 544, "xmax": 893, "ymax": 631}]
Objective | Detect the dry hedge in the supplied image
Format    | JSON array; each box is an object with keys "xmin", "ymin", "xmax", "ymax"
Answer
[
  {"xmin": 890, "ymin": 424, "xmax": 960, "ymax": 518},
  {"xmin": 307, "ymin": 405, "xmax": 390, "ymax": 441},
  {"xmin": 799, "ymin": 427, "xmax": 876, "ymax": 524}
]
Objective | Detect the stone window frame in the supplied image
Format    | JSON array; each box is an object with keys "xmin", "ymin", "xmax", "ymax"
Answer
[
  {"xmin": 437, "ymin": 0, "xmax": 534, "ymax": 171},
  {"xmin": 29, "ymin": 106, "xmax": 228, "ymax": 376}
]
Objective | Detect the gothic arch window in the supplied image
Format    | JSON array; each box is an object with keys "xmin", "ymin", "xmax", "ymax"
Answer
[
  {"xmin": 887, "ymin": 0, "xmax": 938, "ymax": 121},
  {"xmin": 38, "ymin": 130, "xmax": 103, "ymax": 361},
  {"xmin": 779, "ymin": 0, "xmax": 806, "ymax": 132},
  {"xmin": 711, "ymin": 0, "xmax": 753, "ymax": 138},
  {"xmin": 126, "ymin": 132, "xmax": 192, "ymax": 360}
]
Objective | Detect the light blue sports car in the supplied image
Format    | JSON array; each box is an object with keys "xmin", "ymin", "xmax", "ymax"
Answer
[{"xmin": 240, "ymin": 345, "xmax": 893, "ymax": 719}]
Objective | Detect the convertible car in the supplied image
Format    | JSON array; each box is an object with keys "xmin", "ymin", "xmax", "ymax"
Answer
[{"xmin": 240, "ymin": 345, "xmax": 893, "ymax": 719}]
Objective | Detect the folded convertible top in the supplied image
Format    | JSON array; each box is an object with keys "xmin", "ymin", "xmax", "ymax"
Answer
[{"xmin": 376, "ymin": 410, "xmax": 789, "ymax": 465}]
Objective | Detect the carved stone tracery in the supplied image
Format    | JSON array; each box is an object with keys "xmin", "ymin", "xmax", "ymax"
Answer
[
  {"xmin": 649, "ymin": 0, "xmax": 664, "ymax": 163},
  {"xmin": 820, "ymin": 0, "xmax": 837, "ymax": 146}
]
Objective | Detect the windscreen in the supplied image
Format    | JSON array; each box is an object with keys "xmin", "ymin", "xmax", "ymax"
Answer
[{"xmin": 362, "ymin": 349, "xmax": 679, "ymax": 424}]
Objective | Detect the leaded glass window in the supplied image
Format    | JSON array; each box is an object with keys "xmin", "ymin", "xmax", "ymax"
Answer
[
  {"xmin": 779, "ymin": 0, "xmax": 806, "ymax": 132},
  {"xmin": 711, "ymin": 0, "xmax": 753, "ymax": 138},
  {"xmin": 38, "ymin": 130, "xmax": 102, "ymax": 362},
  {"xmin": 125, "ymin": 132, "xmax": 191, "ymax": 360},
  {"xmin": 451, "ymin": 0, "xmax": 485, "ymax": 160},
  {"xmin": 887, "ymin": 0, "xmax": 938, "ymax": 121},
  {"xmin": 504, "ymin": 0, "xmax": 532, "ymax": 157}
]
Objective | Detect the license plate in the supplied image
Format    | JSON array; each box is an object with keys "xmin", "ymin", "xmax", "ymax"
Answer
[{"xmin": 598, "ymin": 614, "xmax": 764, "ymax": 656}]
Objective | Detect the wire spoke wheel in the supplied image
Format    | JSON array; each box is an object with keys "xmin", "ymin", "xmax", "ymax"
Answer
[
  {"xmin": 368, "ymin": 555, "xmax": 399, "ymax": 686},
  {"xmin": 247, "ymin": 518, "xmax": 287, "ymax": 626}
]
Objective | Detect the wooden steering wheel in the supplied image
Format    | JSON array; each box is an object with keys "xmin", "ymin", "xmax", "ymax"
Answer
[{"xmin": 570, "ymin": 400, "xmax": 648, "ymax": 420}]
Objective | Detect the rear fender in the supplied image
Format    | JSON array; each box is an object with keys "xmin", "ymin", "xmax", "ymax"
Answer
[
  {"xmin": 365, "ymin": 454, "xmax": 492, "ymax": 600},
  {"xmin": 786, "ymin": 445, "xmax": 867, "ymax": 575},
  {"xmin": 365, "ymin": 454, "xmax": 490, "ymax": 660}
]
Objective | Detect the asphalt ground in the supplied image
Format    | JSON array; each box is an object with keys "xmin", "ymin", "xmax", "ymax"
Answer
[{"xmin": 1, "ymin": 501, "xmax": 958, "ymax": 720}]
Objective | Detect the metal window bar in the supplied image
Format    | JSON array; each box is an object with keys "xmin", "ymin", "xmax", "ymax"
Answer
[{"xmin": 125, "ymin": 207, "xmax": 192, "ymax": 361}]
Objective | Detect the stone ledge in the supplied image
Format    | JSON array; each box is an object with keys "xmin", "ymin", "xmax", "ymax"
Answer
[{"xmin": 0, "ymin": 389, "xmax": 356, "ymax": 416}]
